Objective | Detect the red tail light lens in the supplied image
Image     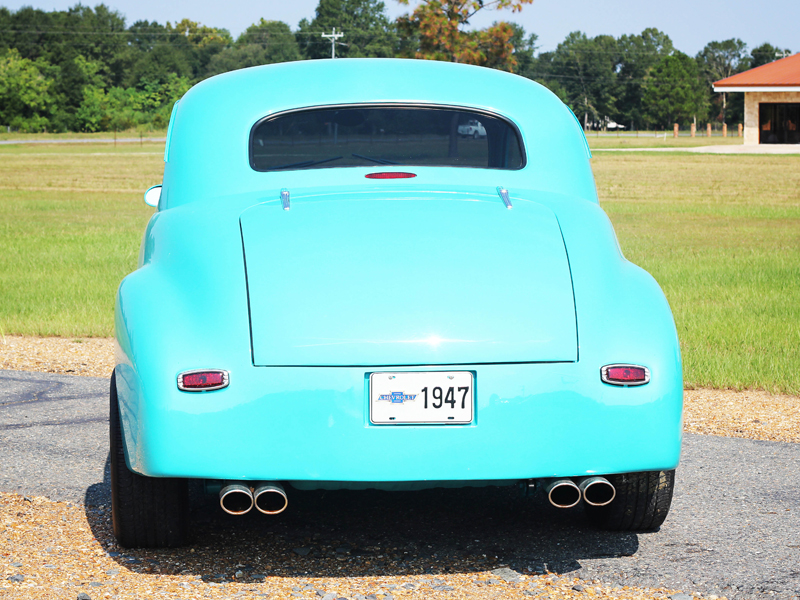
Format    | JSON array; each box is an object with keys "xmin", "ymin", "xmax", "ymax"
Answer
[
  {"xmin": 178, "ymin": 369, "xmax": 229, "ymax": 391},
  {"xmin": 601, "ymin": 364, "xmax": 650, "ymax": 386},
  {"xmin": 365, "ymin": 172, "xmax": 417, "ymax": 179}
]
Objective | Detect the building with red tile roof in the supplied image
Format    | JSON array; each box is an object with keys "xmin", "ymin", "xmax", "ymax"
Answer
[{"xmin": 714, "ymin": 53, "xmax": 800, "ymax": 144}]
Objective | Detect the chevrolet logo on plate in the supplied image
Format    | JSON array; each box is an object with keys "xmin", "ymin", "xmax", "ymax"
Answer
[{"xmin": 378, "ymin": 391, "xmax": 417, "ymax": 404}]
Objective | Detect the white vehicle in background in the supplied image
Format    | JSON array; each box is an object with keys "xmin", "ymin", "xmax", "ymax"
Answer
[{"xmin": 458, "ymin": 119, "xmax": 486, "ymax": 138}]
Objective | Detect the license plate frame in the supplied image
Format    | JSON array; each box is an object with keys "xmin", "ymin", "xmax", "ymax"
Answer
[{"xmin": 369, "ymin": 371, "xmax": 474, "ymax": 425}]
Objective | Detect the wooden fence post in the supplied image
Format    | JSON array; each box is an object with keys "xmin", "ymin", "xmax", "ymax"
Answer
[
  {"xmin": 738, "ymin": 123, "xmax": 743, "ymax": 137},
  {"xmin": 673, "ymin": 123, "xmax": 679, "ymax": 138},
  {"xmin": 706, "ymin": 123, "xmax": 712, "ymax": 137},
  {"xmin": 691, "ymin": 123, "xmax": 696, "ymax": 137},
  {"xmin": 722, "ymin": 123, "xmax": 728, "ymax": 137}
]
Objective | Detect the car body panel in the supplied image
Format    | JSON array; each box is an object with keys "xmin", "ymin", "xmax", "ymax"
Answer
[
  {"xmin": 116, "ymin": 58, "xmax": 682, "ymax": 489},
  {"xmin": 159, "ymin": 59, "xmax": 597, "ymax": 210},
  {"xmin": 115, "ymin": 362, "xmax": 681, "ymax": 483},
  {"xmin": 241, "ymin": 190, "xmax": 577, "ymax": 366}
]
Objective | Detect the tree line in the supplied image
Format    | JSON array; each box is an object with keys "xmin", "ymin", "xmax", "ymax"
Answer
[{"xmin": 0, "ymin": 0, "xmax": 792, "ymax": 133}]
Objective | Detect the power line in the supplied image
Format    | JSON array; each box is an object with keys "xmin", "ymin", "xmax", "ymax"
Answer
[{"xmin": 0, "ymin": 28, "xmax": 384, "ymax": 37}]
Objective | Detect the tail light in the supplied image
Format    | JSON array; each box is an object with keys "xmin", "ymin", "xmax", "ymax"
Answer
[
  {"xmin": 600, "ymin": 364, "xmax": 650, "ymax": 386},
  {"xmin": 177, "ymin": 369, "xmax": 229, "ymax": 391}
]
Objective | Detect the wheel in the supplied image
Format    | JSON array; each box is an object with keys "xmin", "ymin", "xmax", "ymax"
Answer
[
  {"xmin": 473, "ymin": 131, "xmax": 479, "ymax": 139},
  {"xmin": 584, "ymin": 470, "xmax": 675, "ymax": 531},
  {"xmin": 110, "ymin": 370, "xmax": 189, "ymax": 547}
]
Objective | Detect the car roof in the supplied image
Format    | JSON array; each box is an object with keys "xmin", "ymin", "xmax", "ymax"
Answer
[{"xmin": 161, "ymin": 59, "xmax": 595, "ymax": 209}]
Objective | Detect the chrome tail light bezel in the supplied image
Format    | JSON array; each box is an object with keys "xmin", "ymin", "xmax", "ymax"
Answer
[
  {"xmin": 600, "ymin": 364, "xmax": 651, "ymax": 387},
  {"xmin": 177, "ymin": 369, "xmax": 230, "ymax": 392}
]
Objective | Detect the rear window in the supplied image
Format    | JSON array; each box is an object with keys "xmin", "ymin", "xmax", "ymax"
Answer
[{"xmin": 250, "ymin": 105, "xmax": 525, "ymax": 172}]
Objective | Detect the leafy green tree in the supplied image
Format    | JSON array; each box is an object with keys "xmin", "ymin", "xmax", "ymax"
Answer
[
  {"xmin": 643, "ymin": 52, "xmax": 707, "ymax": 128},
  {"xmin": 105, "ymin": 86, "xmax": 142, "ymax": 130},
  {"xmin": 48, "ymin": 54, "xmax": 93, "ymax": 131},
  {"xmin": 0, "ymin": 48, "xmax": 55, "ymax": 131},
  {"xmin": 76, "ymin": 85, "xmax": 107, "ymax": 132},
  {"xmin": 237, "ymin": 18, "xmax": 302, "ymax": 60},
  {"xmin": 506, "ymin": 23, "xmax": 538, "ymax": 78},
  {"xmin": 119, "ymin": 18, "xmax": 230, "ymax": 88},
  {"xmin": 1, "ymin": 5, "xmax": 126, "ymax": 87},
  {"xmin": 696, "ymin": 38, "xmax": 749, "ymax": 123},
  {"xmin": 297, "ymin": 0, "xmax": 398, "ymax": 59},
  {"xmin": 535, "ymin": 31, "xmax": 620, "ymax": 128},
  {"xmin": 56, "ymin": 4, "xmax": 128, "ymax": 86},
  {"xmin": 205, "ymin": 45, "xmax": 272, "ymax": 77},
  {"xmin": 0, "ymin": 7, "xmax": 13, "ymax": 51},
  {"xmin": 122, "ymin": 42, "xmax": 193, "ymax": 89},
  {"xmin": 165, "ymin": 18, "xmax": 232, "ymax": 79},
  {"xmin": 750, "ymin": 42, "xmax": 792, "ymax": 68},
  {"xmin": 615, "ymin": 28, "xmax": 674, "ymax": 129},
  {"xmin": 0, "ymin": 6, "xmax": 221, "ymax": 131},
  {"xmin": 127, "ymin": 20, "xmax": 169, "ymax": 53},
  {"xmin": 0, "ymin": 6, "xmax": 56, "ymax": 63},
  {"xmin": 205, "ymin": 19, "xmax": 301, "ymax": 77},
  {"xmin": 0, "ymin": 5, "xmax": 131, "ymax": 129}
]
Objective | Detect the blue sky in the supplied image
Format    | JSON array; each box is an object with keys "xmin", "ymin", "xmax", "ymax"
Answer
[{"xmin": 2, "ymin": 0, "xmax": 797, "ymax": 56}]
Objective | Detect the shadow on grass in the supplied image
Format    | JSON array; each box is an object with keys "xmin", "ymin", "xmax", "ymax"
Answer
[{"xmin": 85, "ymin": 457, "xmax": 643, "ymax": 584}]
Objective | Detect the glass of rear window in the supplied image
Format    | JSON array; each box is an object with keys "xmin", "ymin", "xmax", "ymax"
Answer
[{"xmin": 250, "ymin": 106, "xmax": 524, "ymax": 172}]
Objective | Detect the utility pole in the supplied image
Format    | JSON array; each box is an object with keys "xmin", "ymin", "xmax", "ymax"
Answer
[{"xmin": 321, "ymin": 27, "xmax": 344, "ymax": 59}]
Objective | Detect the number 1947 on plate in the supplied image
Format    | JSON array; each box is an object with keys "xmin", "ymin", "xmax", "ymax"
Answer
[{"xmin": 369, "ymin": 371, "xmax": 474, "ymax": 424}]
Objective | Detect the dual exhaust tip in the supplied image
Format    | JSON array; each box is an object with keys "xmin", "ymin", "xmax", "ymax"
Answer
[
  {"xmin": 221, "ymin": 477, "xmax": 613, "ymax": 514},
  {"xmin": 544, "ymin": 476, "xmax": 616, "ymax": 509},
  {"xmin": 219, "ymin": 482, "xmax": 288, "ymax": 516}
]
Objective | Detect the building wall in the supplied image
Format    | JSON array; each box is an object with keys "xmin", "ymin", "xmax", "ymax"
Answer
[{"xmin": 744, "ymin": 91, "xmax": 800, "ymax": 144}]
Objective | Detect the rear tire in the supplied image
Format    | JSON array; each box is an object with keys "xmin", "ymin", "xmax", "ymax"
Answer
[
  {"xmin": 584, "ymin": 470, "xmax": 675, "ymax": 531},
  {"xmin": 110, "ymin": 370, "xmax": 189, "ymax": 547}
]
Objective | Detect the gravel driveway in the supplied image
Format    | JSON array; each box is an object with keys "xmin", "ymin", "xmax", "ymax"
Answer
[{"xmin": 1, "ymin": 369, "xmax": 798, "ymax": 600}]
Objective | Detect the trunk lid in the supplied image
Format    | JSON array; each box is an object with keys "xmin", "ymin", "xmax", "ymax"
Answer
[{"xmin": 240, "ymin": 192, "xmax": 577, "ymax": 366}]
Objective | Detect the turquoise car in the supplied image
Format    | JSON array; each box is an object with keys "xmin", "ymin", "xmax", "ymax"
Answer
[{"xmin": 110, "ymin": 59, "xmax": 682, "ymax": 548}]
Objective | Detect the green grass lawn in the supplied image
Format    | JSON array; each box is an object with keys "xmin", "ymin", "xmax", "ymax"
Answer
[
  {"xmin": 0, "ymin": 142, "xmax": 798, "ymax": 394},
  {"xmin": 594, "ymin": 153, "xmax": 800, "ymax": 394},
  {"xmin": 0, "ymin": 143, "xmax": 160, "ymax": 337}
]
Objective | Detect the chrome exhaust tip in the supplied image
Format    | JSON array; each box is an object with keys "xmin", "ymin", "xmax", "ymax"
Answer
[
  {"xmin": 578, "ymin": 476, "xmax": 616, "ymax": 507},
  {"xmin": 219, "ymin": 483, "xmax": 254, "ymax": 515},
  {"xmin": 253, "ymin": 482, "xmax": 288, "ymax": 515},
  {"xmin": 544, "ymin": 478, "xmax": 582, "ymax": 509}
]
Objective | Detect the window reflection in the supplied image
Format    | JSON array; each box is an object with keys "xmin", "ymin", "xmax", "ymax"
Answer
[{"xmin": 250, "ymin": 106, "xmax": 524, "ymax": 171}]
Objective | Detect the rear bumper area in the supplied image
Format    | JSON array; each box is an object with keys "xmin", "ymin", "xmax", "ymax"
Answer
[{"xmin": 116, "ymin": 362, "xmax": 682, "ymax": 482}]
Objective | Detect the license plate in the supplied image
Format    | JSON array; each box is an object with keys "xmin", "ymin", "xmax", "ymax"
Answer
[{"xmin": 369, "ymin": 371, "xmax": 474, "ymax": 424}]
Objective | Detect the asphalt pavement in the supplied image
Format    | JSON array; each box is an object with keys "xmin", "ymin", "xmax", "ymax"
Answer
[{"xmin": 1, "ymin": 369, "xmax": 798, "ymax": 599}]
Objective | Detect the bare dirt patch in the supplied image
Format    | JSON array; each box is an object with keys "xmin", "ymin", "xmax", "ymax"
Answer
[
  {"xmin": 2, "ymin": 335, "xmax": 798, "ymax": 444},
  {"xmin": 683, "ymin": 388, "xmax": 800, "ymax": 443},
  {"xmin": 0, "ymin": 335, "xmax": 115, "ymax": 379}
]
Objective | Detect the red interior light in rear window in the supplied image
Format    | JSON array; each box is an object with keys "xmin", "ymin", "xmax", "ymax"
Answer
[
  {"xmin": 178, "ymin": 370, "xmax": 229, "ymax": 391},
  {"xmin": 365, "ymin": 172, "xmax": 417, "ymax": 179},
  {"xmin": 601, "ymin": 364, "xmax": 650, "ymax": 386}
]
